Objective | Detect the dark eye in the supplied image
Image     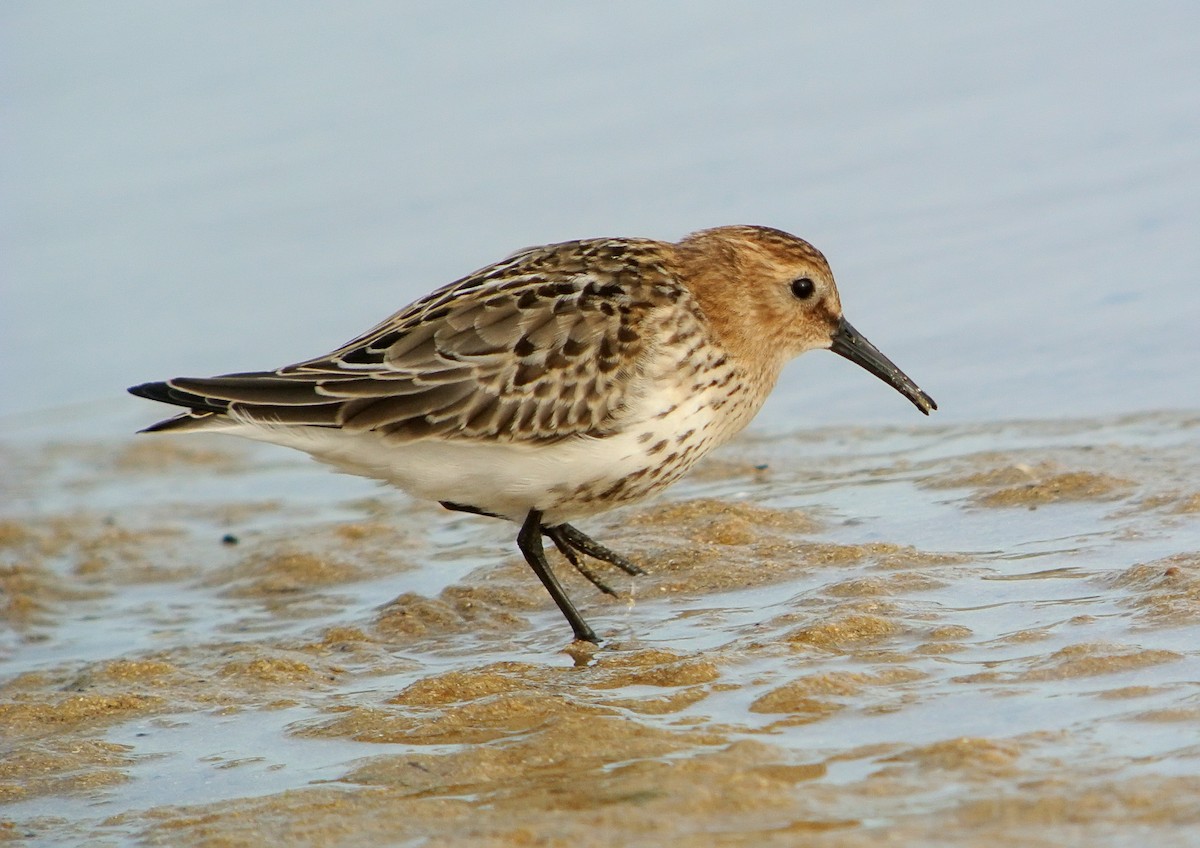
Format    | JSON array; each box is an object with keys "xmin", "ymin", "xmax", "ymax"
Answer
[{"xmin": 790, "ymin": 277, "xmax": 816, "ymax": 300}]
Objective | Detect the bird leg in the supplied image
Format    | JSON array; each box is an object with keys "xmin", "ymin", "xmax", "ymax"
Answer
[
  {"xmin": 443, "ymin": 500, "xmax": 643, "ymax": 590},
  {"xmin": 551, "ymin": 523, "xmax": 644, "ymax": 576},
  {"xmin": 517, "ymin": 509, "xmax": 599, "ymax": 644},
  {"xmin": 544, "ymin": 526, "xmax": 617, "ymax": 596},
  {"xmin": 440, "ymin": 500, "xmax": 504, "ymax": 519}
]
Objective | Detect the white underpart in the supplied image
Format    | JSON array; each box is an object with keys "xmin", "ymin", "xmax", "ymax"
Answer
[{"xmin": 213, "ymin": 369, "xmax": 753, "ymax": 526}]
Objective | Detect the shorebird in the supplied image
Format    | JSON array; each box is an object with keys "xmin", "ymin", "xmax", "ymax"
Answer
[{"xmin": 130, "ymin": 225, "xmax": 936, "ymax": 643}]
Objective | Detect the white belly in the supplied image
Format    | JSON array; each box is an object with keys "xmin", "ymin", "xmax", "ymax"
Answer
[{"xmin": 220, "ymin": 377, "xmax": 755, "ymax": 526}]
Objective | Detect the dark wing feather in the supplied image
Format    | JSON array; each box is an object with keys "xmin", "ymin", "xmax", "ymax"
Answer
[{"xmin": 133, "ymin": 238, "xmax": 691, "ymax": 443}]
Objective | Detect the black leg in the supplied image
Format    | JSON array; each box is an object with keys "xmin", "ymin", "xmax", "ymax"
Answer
[
  {"xmin": 517, "ymin": 510, "xmax": 599, "ymax": 644},
  {"xmin": 554, "ymin": 523, "xmax": 644, "ymax": 576},
  {"xmin": 440, "ymin": 500, "xmax": 505, "ymax": 520},
  {"xmin": 544, "ymin": 526, "xmax": 617, "ymax": 596}
]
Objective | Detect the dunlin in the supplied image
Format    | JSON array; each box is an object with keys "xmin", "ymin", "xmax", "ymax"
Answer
[{"xmin": 130, "ymin": 225, "xmax": 936, "ymax": 643}]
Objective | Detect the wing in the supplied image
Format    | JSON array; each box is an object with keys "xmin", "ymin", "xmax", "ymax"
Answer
[{"xmin": 132, "ymin": 238, "xmax": 693, "ymax": 443}]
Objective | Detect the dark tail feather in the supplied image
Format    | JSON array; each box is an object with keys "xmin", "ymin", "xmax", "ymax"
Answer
[
  {"xmin": 128, "ymin": 381, "xmax": 232, "ymax": 433},
  {"xmin": 128, "ymin": 379, "xmax": 345, "ymax": 432},
  {"xmin": 128, "ymin": 381, "xmax": 231, "ymax": 414}
]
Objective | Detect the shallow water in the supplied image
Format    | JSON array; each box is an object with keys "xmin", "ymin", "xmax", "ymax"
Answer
[
  {"xmin": 3, "ymin": 412, "xmax": 1199, "ymax": 846},
  {"xmin": 4, "ymin": 2, "xmax": 1200, "ymax": 845}
]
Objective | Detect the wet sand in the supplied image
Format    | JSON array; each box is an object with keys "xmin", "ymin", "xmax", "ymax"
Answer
[{"xmin": 2, "ymin": 412, "xmax": 1199, "ymax": 846}]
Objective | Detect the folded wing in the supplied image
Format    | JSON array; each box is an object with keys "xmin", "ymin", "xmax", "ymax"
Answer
[{"xmin": 132, "ymin": 239, "xmax": 688, "ymax": 443}]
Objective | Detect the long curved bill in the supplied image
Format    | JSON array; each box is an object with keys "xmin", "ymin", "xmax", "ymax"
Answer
[{"xmin": 829, "ymin": 318, "xmax": 937, "ymax": 415}]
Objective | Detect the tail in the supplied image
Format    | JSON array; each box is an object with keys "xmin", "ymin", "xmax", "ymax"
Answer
[
  {"xmin": 128, "ymin": 381, "xmax": 232, "ymax": 433},
  {"xmin": 128, "ymin": 373, "xmax": 345, "ymax": 433}
]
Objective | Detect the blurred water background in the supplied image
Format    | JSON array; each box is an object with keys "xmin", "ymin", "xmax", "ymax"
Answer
[{"xmin": 4, "ymin": 1, "xmax": 1197, "ymax": 430}]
